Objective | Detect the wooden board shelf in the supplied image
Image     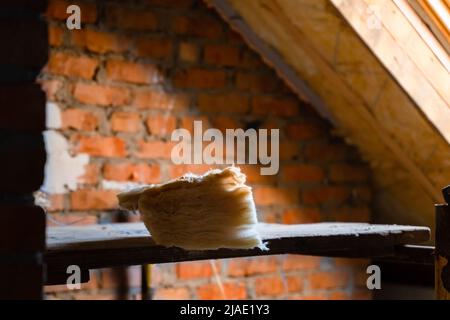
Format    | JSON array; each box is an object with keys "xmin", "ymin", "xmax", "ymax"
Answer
[{"xmin": 45, "ymin": 222, "xmax": 430, "ymax": 284}]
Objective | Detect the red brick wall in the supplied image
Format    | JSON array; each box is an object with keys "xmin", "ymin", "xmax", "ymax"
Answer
[{"xmin": 42, "ymin": 0, "xmax": 373, "ymax": 300}]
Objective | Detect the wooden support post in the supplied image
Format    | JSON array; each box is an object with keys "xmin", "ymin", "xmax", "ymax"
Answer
[{"xmin": 435, "ymin": 186, "xmax": 450, "ymax": 299}]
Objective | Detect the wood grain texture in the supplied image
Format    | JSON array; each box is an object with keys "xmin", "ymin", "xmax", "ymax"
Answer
[
  {"xmin": 210, "ymin": 0, "xmax": 450, "ymax": 230},
  {"xmin": 45, "ymin": 222, "xmax": 430, "ymax": 277}
]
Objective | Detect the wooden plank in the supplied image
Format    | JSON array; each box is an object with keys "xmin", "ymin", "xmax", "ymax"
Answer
[
  {"xmin": 45, "ymin": 222, "xmax": 430, "ymax": 275},
  {"xmin": 380, "ymin": 244, "xmax": 435, "ymax": 265}
]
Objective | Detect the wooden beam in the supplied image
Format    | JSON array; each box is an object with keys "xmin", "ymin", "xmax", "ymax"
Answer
[
  {"xmin": 210, "ymin": 0, "xmax": 450, "ymax": 229},
  {"xmin": 44, "ymin": 222, "xmax": 430, "ymax": 285}
]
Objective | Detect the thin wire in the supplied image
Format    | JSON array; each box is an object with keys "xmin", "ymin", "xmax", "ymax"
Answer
[{"xmin": 210, "ymin": 260, "xmax": 226, "ymax": 299}]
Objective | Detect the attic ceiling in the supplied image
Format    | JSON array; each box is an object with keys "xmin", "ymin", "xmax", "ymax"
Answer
[{"xmin": 207, "ymin": 0, "xmax": 450, "ymax": 230}]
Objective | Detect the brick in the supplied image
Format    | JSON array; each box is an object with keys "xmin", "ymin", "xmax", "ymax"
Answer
[
  {"xmin": 48, "ymin": 24, "xmax": 63, "ymax": 46},
  {"xmin": 180, "ymin": 116, "xmax": 210, "ymax": 134},
  {"xmin": 251, "ymin": 96, "xmax": 299, "ymax": 117},
  {"xmin": 196, "ymin": 282, "xmax": 247, "ymax": 300},
  {"xmin": 329, "ymin": 291, "xmax": 349, "ymax": 300},
  {"xmin": 197, "ymin": 93, "xmax": 249, "ymax": 114},
  {"xmin": 70, "ymin": 189, "xmax": 118, "ymax": 210},
  {"xmin": 326, "ymin": 206, "xmax": 371, "ymax": 222},
  {"xmin": 329, "ymin": 164, "xmax": 370, "ymax": 182},
  {"xmin": 75, "ymin": 135, "xmax": 127, "ymax": 157},
  {"xmin": 285, "ymin": 122, "xmax": 325, "ymax": 140},
  {"xmin": 47, "ymin": 213, "xmax": 97, "ymax": 226},
  {"xmin": 72, "ymin": 292, "xmax": 117, "ymax": 300},
  {"xmin": 154, "ymin": 287, "xmax": 191, "ymax": 300},
  {"xmin": 77, "ymin": 163, "xmax": 100, "ymax": 185},
  {"xmin": 62, "ymin": 108, "xmax": 98, "ymax": 131},
  {"xmin": 241, "ymin": 50, "xmax": 264, "ymax": 69},
  {"xmin": 204, "ymin": 44, "xmax": 241, "ymax": 67},
  {"xmin": 168, "ymin": 164, "xmax": 213, "ymax": 179},
  {"xmin": 210, "ymin": 116, "xmax": 242, "ymax": 133},
  {"xmin": 46, "ymin": 0, "xmax": 97, "ymax": 23},
  {"xmin": 236, "ymin": 73, "xmax": 277, "ymax": 93},
  {"xmin": 282, "ymin": 164, "xmax": 325, "ymax": 183},
  {"xmin": 73, "ymin": 83, "xmax": 130, "ymax": 106},
  {"xmin": 282, "ymin": 208, "xmax": 322, "ymax": 224},
  {"xmin": 254, "ymin": 275, "xmax": 284, "ymax": 297},
  {"xmin": 304, "ymin": 143, "xmax": 348, "ymax": 161},
  {"xmin": 309, "ymin": 271, "xmax": 349, "ymax": 290},
  {"xmin": 282, "ymin": 255, "xmax": 321, "ymax": 271},
  {"xmin": 135, "ymin": 140, "xmax": 174, "ymax": 159},
  {"xmin": 72, "ymin": 29, "xmax": 129, "ymax": 54},
  {"xmin": 253, "ymin": 187, "xmax": 299, "ymax": 206},
  {"xmin": 46, "ymin": 194, "xmax": 65, "ymax": 212},
  {"xmin": 260, "ymin": 119, "xmax": 279, "ymax": 131},
  {"xmin": 133, "ymin": 37, "xmax": 172, "ymax": 60},
  {"xmin": 173, "ymin": 68, "xmax": 226, "ymax": 89},
  {"xmin": 354, "ymin": 270, "xmax": 370, "ymax": 287},
  {"xmin": 286, "ymin": 275, "xmax": 303, "ymax": 293},
  {"xmin": 178, "ymin": 42, "xmax": 198, "ymax": 63},
  {"xmin": 103, "ymin": 162, "xmax": 135, "ymax": 181},
  {"xmin": 258, "ymin": 211, "xmax": 278, "ymax": 224},
  {"xmin": 39, "ymin": 79, "xmax": 62, "ymax": 101},
  {"xmin": 228, "ymin": 257, "xmax": 277, "ymax": 277},
  {"xmin": 47, "ymin": 52, "xmax": 98, "ymax": 79},
  {"xmin": 106, "ymin": 6, "xmax": 157, "ymax": 31},
  {"xmin": 172, "ymin": 16, "xmax": 223, "ymax": 39},
  {"xmin": 352, "ymin": 289, "xmax": 372, "ymax": 300},
  {"xmin": 100, "ymin": 266, "xmax": 141, "ymax": 289},
  {"xmin": 298, "ymin": 293, "xmax": 327, "ymax": 300},
  {"xmin": 106, "ymin": 59, "xmax": 161, "ymax": 84},
  {"xmin": 303, "ymin": 186, "xmax": 350, "ymax": 206},
  {"xmin": 133, "ymin": 90, "xmax": 189, "ymax": 111},
  {"xmin": 132, "ymin": 163, "xmax": 161, "ymax": 183},
  {"xmin": 279, "ymin": 142, "xmax": 300, "ymax": 160},
  {"xmin": 355, "ymin": 186, "xmax": 372, "ymax": 202},
  {"xmin": 227, "ymin": 29, "xmax": 244, "ymax": 44},
  {"xmin": 111, "ymin": 112, "xmax": 140, "ymax": 133},
  {"xmin": 143, "ymin": 0, "xmax": 194, "ymax": 7},
  {"xmin": 103, "ymin": 162, "xmax": 160, "ymax": 184},
  {"xmin": 240, "ymin": 165, "xmax": 277, "ymax": 185},
  {"xmin": 145, "ymin": 114, "xmax": 176, "ymax": 136},
  {"xmin": 176, "ymin": 261, "xmax": 216, "ymax": 280}
]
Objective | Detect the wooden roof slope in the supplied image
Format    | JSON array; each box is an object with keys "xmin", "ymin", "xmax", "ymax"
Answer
[{"xmin": 207, "ymin": 0, "xmax": 450, "ymax": 230}]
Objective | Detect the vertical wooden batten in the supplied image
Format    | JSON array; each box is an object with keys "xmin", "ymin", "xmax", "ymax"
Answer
[
  {"xmin": 0, "ymin": 0, "xmax": 48, "ymax": 299},
  {"xmin": 435, "ymin": 186, "xmax": 450, "ymax": 300}
]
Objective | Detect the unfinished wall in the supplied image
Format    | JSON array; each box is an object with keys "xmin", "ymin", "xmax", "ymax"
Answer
[{"xmin": 42, "ymin": 0, "xmax": 373, "ymax": 300}]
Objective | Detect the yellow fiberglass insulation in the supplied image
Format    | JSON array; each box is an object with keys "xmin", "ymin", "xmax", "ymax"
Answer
[{"xmin": 117, "ymin": 166, "xmax": 268, "ymax": 251}]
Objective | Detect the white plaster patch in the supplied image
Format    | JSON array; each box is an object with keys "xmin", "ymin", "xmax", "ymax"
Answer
[
  {"xmin": 102, "ymin": 180, "xmax": 147, "ymax": 191},
  {"xmin": 41, "ymin": 130, "xmax": 89, "ymax": 194},
  {"xmin": 46, "ymin": 102, "xmax": 62, "ymax": 129}
]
